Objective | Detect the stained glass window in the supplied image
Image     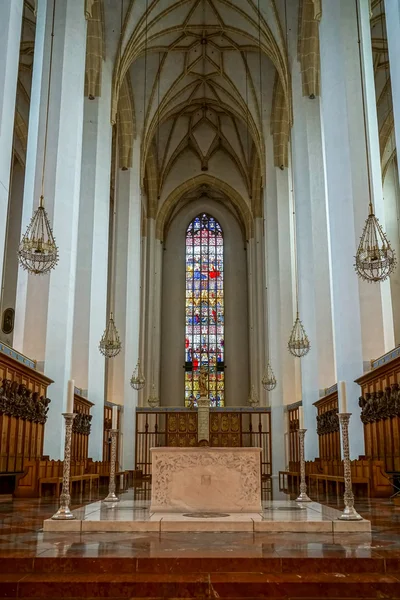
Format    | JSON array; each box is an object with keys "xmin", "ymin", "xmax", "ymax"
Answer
[{"xmin": 185, "ymin": 213, "xmax": 224, "ymax": 407}]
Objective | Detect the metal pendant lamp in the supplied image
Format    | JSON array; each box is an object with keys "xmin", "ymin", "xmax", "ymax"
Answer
[
  {"xmin": 354, "ymin": 0, "xmax": 396, "ymax": 283},
  {"xmin": 130, "ymin": 360, "xmax": 145, "ymax": 391},
  {"xmin": 262, "ymin": 361, "xmax": 277, "ymax": 391},
  {"xmin": 18, "ymin": 1, "xmax": 58, "ymax": 275},
  {"xmin": 99, "ymin": 312, "xmax": 121, "ymax": 358}
]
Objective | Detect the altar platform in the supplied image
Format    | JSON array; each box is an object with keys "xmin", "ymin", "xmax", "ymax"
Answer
[{"xmin": 43, "ymin": 493, "xmax": 371, "ymax": 533}]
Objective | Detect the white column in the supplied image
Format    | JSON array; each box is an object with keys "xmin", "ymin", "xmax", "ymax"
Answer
[
  {"xmin": 0, "ymin": 1, "xmax": 23, "ymax": 305},
  {"xmin": 244, "ymin": 229, "xmax": 266, "ymax": 406},
  {"xmin": 289, "ymin": 3, "xmax": 335, "ymax": 460},
  {"xmin": 252, "ymin": 217, "xmax": 267, "ymax": 405},
  {"xmin": 71, "ymin": 65, "xmax": 113, "ymax": 460},
  {"xmin": 14, "ymin": 0, "xmax": 87, "ymax": 459},
  {"xmin": 0, "ymin": 162, "xmax": 24, "ymax": 346},
  {"xmin": 385, "ymin": 0, "xmax": 400, "ymax": 188},
  {"xmin": 319, "ymin": 0, "xmax": 391, "ymax": 456},
  {"xmin": 144, "ymin": 218, "xmax": 163, "ymax": 401},
  {"xmin": 265, "ymin": 133, "xmax": 298, "ymax": 476},
  {"xmin": 108, "ymin": 143, "xmax": 141, "ymax": 470}
]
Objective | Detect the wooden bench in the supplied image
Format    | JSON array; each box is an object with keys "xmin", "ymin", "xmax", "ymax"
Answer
[
  {"xmin": 282, "ymin": 458, "xmax": 392, "ymax": 498},
  {"xmin": 36, "ymin": 460, "xmax": 99, "ymax": 497}
]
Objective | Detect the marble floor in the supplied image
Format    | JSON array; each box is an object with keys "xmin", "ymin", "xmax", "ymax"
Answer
[
  {"xmin": 43, "ymin": 493, "xmax": 371, "ymax": 533},
  {"xmin": 1, "ymin": 485, "xmax": 400, "ymax": 598}
]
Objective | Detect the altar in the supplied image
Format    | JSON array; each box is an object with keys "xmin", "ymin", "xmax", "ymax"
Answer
[{"xmin": 150, "ymin": 446, "xmax": 262, "ymax": 513}]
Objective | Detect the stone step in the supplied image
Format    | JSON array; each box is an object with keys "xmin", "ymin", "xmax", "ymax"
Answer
[
  {"xmin": 0, "ymin": 571, "xmax": 399, "ymax": 598},
  {"xmin": 0, "ymin": 555, "xmax": 395, "ymax": 575}
]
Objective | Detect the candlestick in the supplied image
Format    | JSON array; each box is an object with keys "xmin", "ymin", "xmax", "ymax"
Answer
[
  {"xmin": 51, "ymin": 413, "xmax": 76, "ymax": 520},
  {"xmin": 339, "ymin": 381, "xmax": 347, "ymax": 413},
  {"xmin": 103, "ymin": 429, "xmax": 119, "ymax": 503},
  {"xmin": 296, "ymin": 429, "xmax": 311, "ymax": 502},
  {"xmin": 67, "ymin": 379, "xmax": 74, "ymax": 414},
  {"xmin": 338, "ymin": 413, "xmax": 362, "ymax": 520},
  {"xmin": 298, "ymin": 406, "xmax": 304, "ymax": 430},
  {"xmin": 112, "ymin": 405, "xmax": 118, "ymax": 430}
]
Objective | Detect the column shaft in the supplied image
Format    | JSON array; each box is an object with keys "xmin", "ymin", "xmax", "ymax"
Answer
[
  {"xmin": 319, "ymin": 0, "xmax": 386, "ymax": 456},
  {"xmin": 385, "ymin": 0, "xmax": 400, "ymax": 189},
  {"xmin": 0, "ymin": 1, "xmax": 23, "ymax": 307},
  {"xmin": 14, "ymin": 0, "xmax": 87, "ymax": 459},
  {"xmin": 289, "ymin": 2, "xmax": 335, "ymax": 460},
  {"xmin": 72, "ymin": 65, "xmax": 112, "ymax": 460},
  {"xmin": 108, "ymin": 148, "xmax": 141, "ymax": 469}
]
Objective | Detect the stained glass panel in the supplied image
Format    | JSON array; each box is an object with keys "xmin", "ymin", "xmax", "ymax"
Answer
[{"xmin": 185, "ymin": 213, "xmax": 224, "ymax": 407}]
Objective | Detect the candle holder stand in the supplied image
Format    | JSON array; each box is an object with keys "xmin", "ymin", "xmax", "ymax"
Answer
[
  {"xmin": 51, "ymin": 413, "xmax": 76, "ymax": 520},
  {"xmin": 103, "ymin": 429, "xmax": 119, "ymax": 503},
  {"xmin": 296, "ymin": 428, "xmax": 311, "ymax": 502},
  {"xmin": 338, "ymin": 413, "xmax": 362, "ymax": 521}
]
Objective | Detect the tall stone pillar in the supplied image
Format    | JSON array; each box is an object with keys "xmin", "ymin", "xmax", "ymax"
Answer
[
  {"xmin": 0, "ymin": 1, "xmax": 23, "ymax": 306},
  {"xmin": 108, "ymin": 143, "xmax": 142, "ymax": 470},
  {"xmin": 143, "ymin": 218, "xmax": 163, "ymax": 403},
  {"xmin": 247, "ymin": 218, "xmax": 266, "ymax": 404},
  {"xmin": 14, "ymin": 0, "xmax": 87, "ymax": 459},
  {"xmin": 385, "ymin": 0, "xmax": 400, "ymax": 188},
  {"xmin": 288, "ymin": 3, "xmax": 335, "ymax": 460},
  {"xmin": 71, "ymin": 63, "xmax": 113, "ymax": 460},
  {"xmin": 319, "ymin": 0, "xmax": 393, "ymax": 456},
  {"xmin": 265, "ymin": 134, "xmax": 298, "ymax": 476}
]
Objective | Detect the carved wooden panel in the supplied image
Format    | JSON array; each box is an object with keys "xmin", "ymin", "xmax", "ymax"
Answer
[
  {"xmin": 0, "ymin": 351, "xmax": 52, "ymax": 476},
  {"xmin": 71, "ymin": 393, "xmax": 93, "ymax": 461},
  {"xmin": 209, "ymin": 412, "xmax": 240, "ymax": 447},
  {"xmin": 166, "ymin": 412, "xmax": 197, "ymax": 447},
  {"xmin": 314, "ymin": 391, "xmax": 340, "ymax": 460},
  {"xmin": 287, "ymin": 407, "xmax": 299, "ymax": 465}
]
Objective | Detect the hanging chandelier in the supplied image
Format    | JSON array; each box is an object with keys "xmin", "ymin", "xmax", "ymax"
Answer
[
  {"xmin": 147, "ymin": 383, "xmax": 160, "ymax": 407},
  {"xmin": 247, "ymin": 385, "xmax": 259, "ymax": 408},
  {"xmin": 99, "ymin": 313, "xmax": 121, "ymax": 358},
  {"xmin": 130, "ymin": 359, "xmax": 145, "ymax": 390},
  {"xmin": 262, "ymin": 362, "xmax": 277, "ymax": 391},
  {"xmin": 18, "ymin": 0, "xmax": 58, "ymax": 276},
  {"xmin": 355, "ymin": 204, "xmax": 396, "ymax": 282},
  {"xmin": 288, "ymin": 312, "xmax": 310, "ymax": 358},
  {"xmin": 18, "ymin": 198, "xmax": 58, "ymax": 275},
  {"xmin": 354, "ymin": 1, "xmax": 396, "ymax": 283}
]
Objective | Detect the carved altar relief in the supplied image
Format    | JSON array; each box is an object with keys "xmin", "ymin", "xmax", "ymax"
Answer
[{"xmin": 150, "ymin": 447, "xmax": 262, "ymax": 513}]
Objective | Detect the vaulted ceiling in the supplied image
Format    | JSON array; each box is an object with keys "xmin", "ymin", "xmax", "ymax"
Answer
[{"xmin": 111, "ymin": 0, "xmax": 290, "ymax": 224}]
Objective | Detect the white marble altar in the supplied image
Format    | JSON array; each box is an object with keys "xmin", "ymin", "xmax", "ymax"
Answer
[{"xmin": 150, "ymin": 447, "xmax": 262, "ymax": 513}]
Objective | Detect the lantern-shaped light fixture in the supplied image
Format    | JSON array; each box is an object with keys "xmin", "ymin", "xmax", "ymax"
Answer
[
  {"xmin": 355, "ymin": 204, "xmax": 396, "ymax": 282},
  {"xmin": 99, "ymin": 313, "xmax": 121, "ymax": 358},
  {"xmin": 262, "ymin": 362, "xmax": 277, "ymax": 391},
  {"xmin": 130, "ymin": 359, "xmax": 145, "ymax": 390},
  {"xmin": 18, "ymin": 198, "xmax": 58, "ymax": 275},
  {"xmin": 288, "ymin": 313, "xmax": 310, "ymax": 358}
]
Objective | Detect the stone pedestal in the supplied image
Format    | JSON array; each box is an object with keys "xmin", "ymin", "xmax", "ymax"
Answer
[
  {"xmin": 197, "ymin": 396, "xmax": 210, "ymax": 444},
  {"xmin": 150, "ymin": 447, "xmax": 262, "ymax": 513}
]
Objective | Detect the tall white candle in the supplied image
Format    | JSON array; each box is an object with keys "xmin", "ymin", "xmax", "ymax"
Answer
[
  {"xmin": 339, "ymin": 381, "xmax": 347, "ymax": 413},
  {"xmin": 112, "ymin": 405, "xmax": 118, "ymax": 429},
  {"xmin": 67, "ymin": 380, "xmax": 75, "ymax": 414},
  {"xmin": 298, "ymin": 406, "xmax": 304, "ymax": 429}
]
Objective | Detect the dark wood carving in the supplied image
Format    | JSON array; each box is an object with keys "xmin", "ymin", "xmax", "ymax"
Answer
[
  {"xmin": 358, "ymin": 385, "xmax": 400, "ymax": 423},
  {"xmin": 0, "ymin": 378, "xmax": 50, "ymax": 423},
  {"xmin": 313, "ymin": 390, "xmax": 340, "ymax": 460},
  {"xmin": 316, "ymin": 408, "xmax": 339, "ymax": 435},
  {"xmin": 72, "ymin": 412, "xmax": 92, "ymax": 436}
]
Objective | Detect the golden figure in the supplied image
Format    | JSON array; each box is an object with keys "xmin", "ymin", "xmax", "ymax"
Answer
[{"xmin": 199, "ymin": 366, "xmax": 208, "ymax": 397}]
